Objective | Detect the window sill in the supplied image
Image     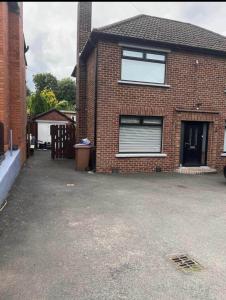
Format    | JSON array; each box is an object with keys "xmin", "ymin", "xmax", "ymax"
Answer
[
  {"xmin": 116, "ymin": 153, "xmax": 167, "ymax": 158},
  {"xmin": 118, "ymin": 80, "xmax": 171, "ymax": 88},
  {"xmin": 221, "ymin": 153, "xmax": 226, "ymax": 157}
]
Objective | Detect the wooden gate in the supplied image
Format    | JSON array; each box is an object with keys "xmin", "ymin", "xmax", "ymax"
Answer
[
  {"xmin": 50, "ymin": 124, "xmax": 75, "ymax": 159},
  {"xmin": 26, "ymin": 118, "xmax": 37, "ymax": 158}
]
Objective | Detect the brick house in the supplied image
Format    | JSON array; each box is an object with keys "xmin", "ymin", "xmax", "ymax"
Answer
[
  {"xmin": 0, "ymin": 2, "xmax": 27, "ymax": 163},
  {"xmin": 0, "ymin": 2, "xmax": 27, "ymax": 206},
  {"xmin": 74, "ymin": 2, "xmax": 226, "ymax": 174}
]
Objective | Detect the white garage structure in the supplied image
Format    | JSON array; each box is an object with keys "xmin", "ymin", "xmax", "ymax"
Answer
[
  {"xmin": 36, "ymin": 120, "xmax": 69, "ymax": 143},
  {"xmin": 33, "ymin": 109, "xmax": 75, "ymax": 145}
]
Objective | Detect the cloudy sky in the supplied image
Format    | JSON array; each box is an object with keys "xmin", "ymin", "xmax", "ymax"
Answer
[{"xmin": 23, "ymin": 1, "xmax": 226, "ymax": 90}]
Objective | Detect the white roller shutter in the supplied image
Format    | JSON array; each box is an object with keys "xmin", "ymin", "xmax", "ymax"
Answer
[{"xmin": 119, "ymin": 125, "xmax": 162, "ymax": 153}]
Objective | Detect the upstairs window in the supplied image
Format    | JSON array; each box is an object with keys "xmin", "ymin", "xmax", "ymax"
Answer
[{"xmin": 121, "ymin": 48, "xmax": 166, "ymax": 84}]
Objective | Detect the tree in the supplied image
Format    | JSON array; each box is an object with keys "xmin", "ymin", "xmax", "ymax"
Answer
[
  {"xmin": 28, "ymin": 72, "xmax": 76, "ymax": 116},
  {"xmin": 33, "ymin": 73, "xmax": 59, "ymax": 96},
  {"xmin": 40, "ymin": 88, "xmax": 58, "ymax": 110},
  {"xmin": 57, "ymin": 78, "xmax": 76, "ymax": 103},
  {"xmin": 55, "ymin": 100, "xmax": 71, "ymax": 110},
  {"xmin": 27, "ymin": 92, "xmax": 48, "ymax": 115},
  {"xmin": 27, "ymin": 89, "xmax": 59, "ymax": 116}
]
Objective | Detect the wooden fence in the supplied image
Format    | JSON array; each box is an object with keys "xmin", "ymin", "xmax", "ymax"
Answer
[{"xmin": 26, "ymin": 119, "xmax": 36, "ymax": 157}]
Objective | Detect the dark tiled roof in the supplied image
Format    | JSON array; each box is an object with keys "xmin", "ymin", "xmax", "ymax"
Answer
[{"xmin": 94, "ymin": 14, "xmax": 226, "ymax": 54}]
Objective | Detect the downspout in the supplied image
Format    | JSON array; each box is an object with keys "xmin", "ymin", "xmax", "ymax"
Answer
[{"xmin": 93, "ymin": 45, "xmax": 98, "ymax": 171}]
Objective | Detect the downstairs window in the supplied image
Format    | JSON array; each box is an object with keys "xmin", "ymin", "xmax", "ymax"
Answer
[{"xmin": 119, "ymin": 116, "xmax": 163, "ymax": 153}]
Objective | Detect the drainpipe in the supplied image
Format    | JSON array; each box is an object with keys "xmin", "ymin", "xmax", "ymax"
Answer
[
  {"xmin": 93, "ymin": 44, "xmax": 99, "ymax": 171},
  {"xmin": 94, "ymin": 46, "xmax": 98, "ymax": 149},
  {"xmin": 83, "ymin": 37, "xmax": 98, "ymax": 170}
]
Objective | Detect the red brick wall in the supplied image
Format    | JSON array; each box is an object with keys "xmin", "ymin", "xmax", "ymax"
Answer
[
  {"xmin": 83, "ymin": 40, "xmax": 226, "ymax": 173},
  {"xmin": 76, "ymin": 61, "xmax": 87, "ymax": 141},
  {"xmin": 8, "ymin": 2, "xmax": 27, "ymax": 164},
  {"xmin": 86, "ymin": 48, "xmax": 96, "ymax": 144},
  {"xmin": 0, "ymin": 2, "xmax": 26, "ymax": 165},
  {"xmin": 0, "ymin": 2, "xmax": 10, "ymax": 149}
]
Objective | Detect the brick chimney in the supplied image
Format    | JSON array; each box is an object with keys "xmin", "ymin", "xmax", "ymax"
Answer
[
  {"xmin": 77, "ymin": 2, "xmax": 92, "ymax": 55},
  {"xmin": 76, "ymin": 2, "xmax": 92, "ymax": 141}
]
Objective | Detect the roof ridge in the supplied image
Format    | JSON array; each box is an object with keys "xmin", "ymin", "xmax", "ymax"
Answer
[
  {"xmin": 95, "ymin": 13, "xmax": 195, "ymax": 32},
  {"xmin": 140, "ymin": 14, "xmax": 192, "ymax": 26},
  {"xmin": 94, "ymin": 14, "xmax": 145, "ymax": 31}
]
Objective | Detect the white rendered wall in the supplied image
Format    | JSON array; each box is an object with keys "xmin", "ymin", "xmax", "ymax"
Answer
[
  {"xmin": 37, "ymin": 121, "xmax": 68, "ymax": 143},
  {"xmin": 0, "ymin": 150, "xmax": 21, "ymax": 206}
]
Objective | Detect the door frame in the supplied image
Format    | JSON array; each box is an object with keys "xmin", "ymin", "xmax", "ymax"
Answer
[{"xmin": 180, "ymin": 121, "xmax": 209, "ymax": 167}]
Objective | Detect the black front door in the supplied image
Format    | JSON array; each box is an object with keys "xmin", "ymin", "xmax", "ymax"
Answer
[{"xmin": 181, "ymin": 122, "xmax": 208, "ymax": 166}]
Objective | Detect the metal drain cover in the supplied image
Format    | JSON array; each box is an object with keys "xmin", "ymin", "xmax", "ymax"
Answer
[{"xmin": 169, "ymin": 254, "xmax": 203, "ymax": 273}]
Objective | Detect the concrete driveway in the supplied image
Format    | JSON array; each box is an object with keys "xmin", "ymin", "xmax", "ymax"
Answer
[{"xmin": 0, "ymin": 151, "xmax": 226, "ymax": 300}]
